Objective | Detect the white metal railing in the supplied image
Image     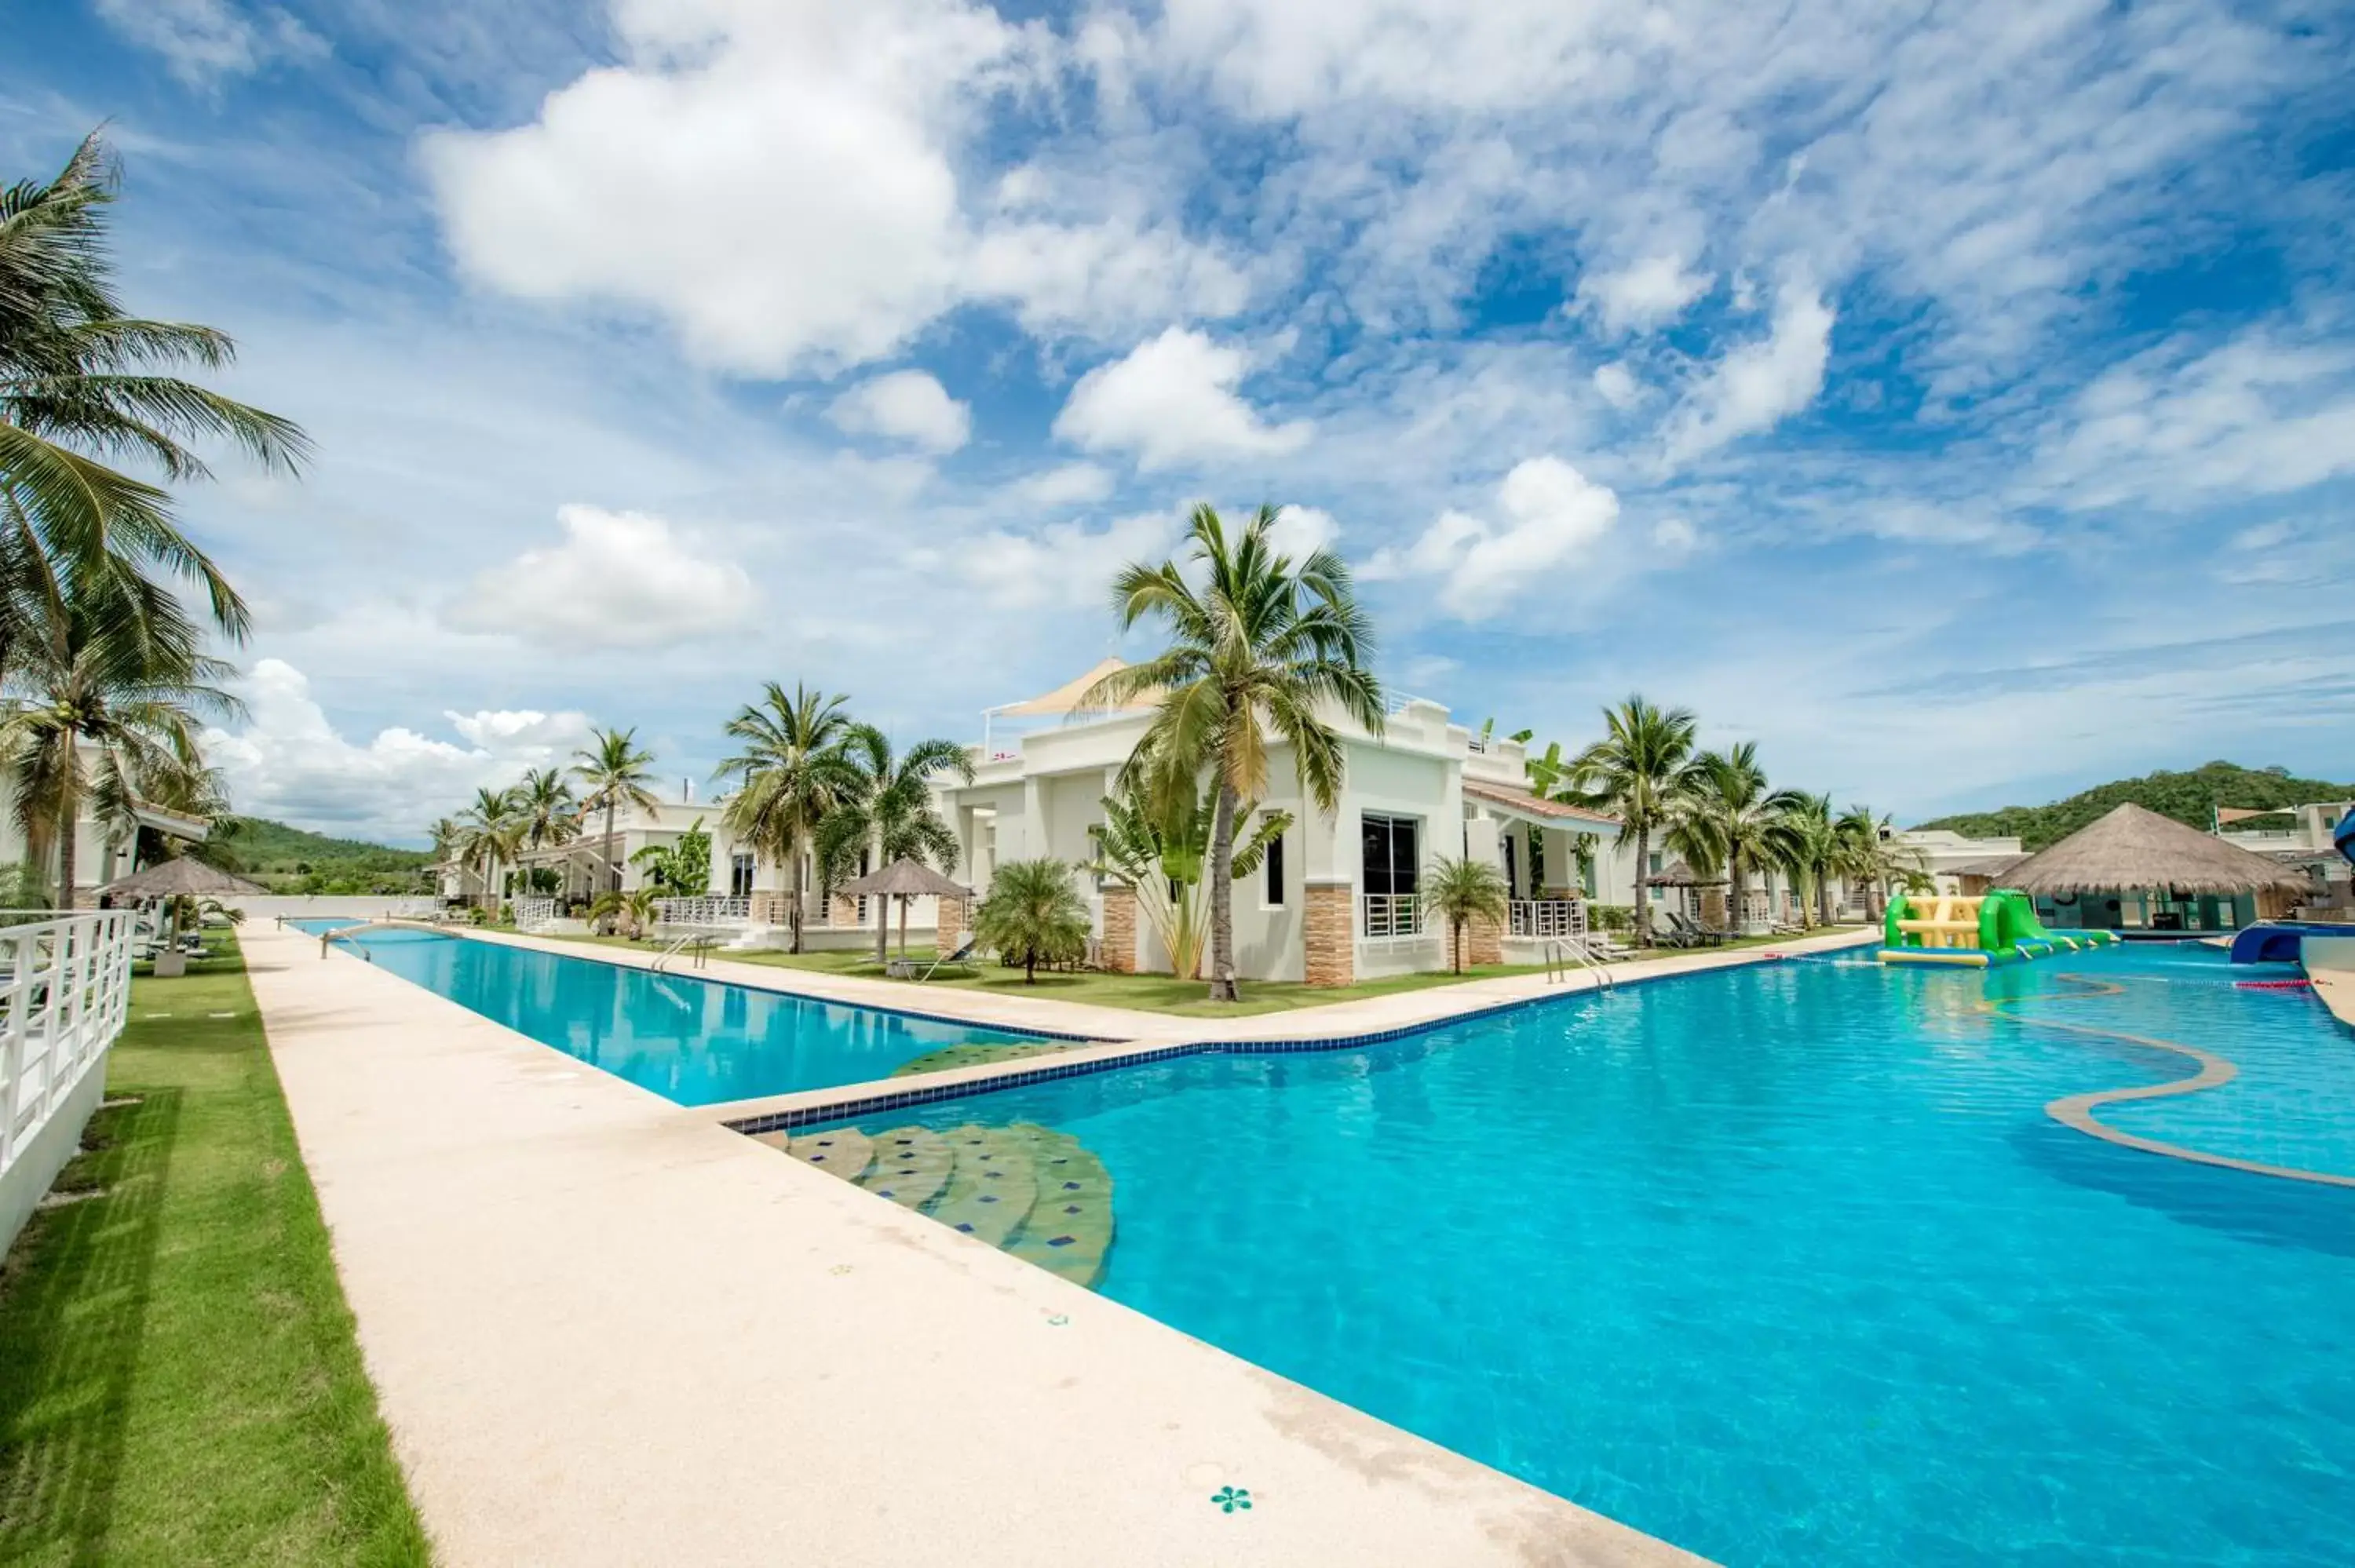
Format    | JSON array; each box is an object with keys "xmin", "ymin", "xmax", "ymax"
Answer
[
  {"xmin": 513, "ymin": 896, "xmax": 557, "ymax": 929},
  {"xmin": 655, "ymin": 895, "xmax": 752, "ymax": 928},
  {"xmin": 1, "ymin": 910, "xmax": 137, "ymax": 1180},
  {"xmin": 1361, "ymin": 893, "xmax": 1422, "ymax": 939},
  {"xmin": 1509, "ymin": 899, "xmax": 1585, "ymax": 939}
]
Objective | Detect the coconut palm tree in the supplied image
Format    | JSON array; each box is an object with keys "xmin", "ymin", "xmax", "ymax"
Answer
[
  {"xmin": 972, "ymin": 858, "xmax": 1090, "ymax": 984},
  {"xmin": 1835, "ymin": 804, "xmax": 1922, "ymax": 920},
  {"xmin": 1561, "ymin": 695, "xmax": 1700, "ymax": 949},
  {"xmin": 2, "ymin": 132, "xmax": 307, "ymax": 673},
  {"xmin": 513, "ymin": 765, "xmax": 579, "ymax": 877},
  {"xmin": 1668, "ymin": 743, "xmax": 1807, "ymax": 932},
  {"xmin": 1778, "ymin": 793, "xmax": 1842, "ymax": 928},
  {"xmin": 714, "ymin": 683, "xmax": 862, "ymax": 952},
  {"xmin": 0, "ymin": 594, "xmax": 236, "ymax": 906},
  {"xmin": 570, "ymin": 727, "xmax": 656, "ymax": 895},
  {"xmin": 814, "ymin": 725, "xmax": 974, "ymax": 962},
  {"xmin": 1086, "ymin": 504, "xmax": 1383, "ymax": 1002},
  {"xmin": 1423, "ymin": 854, "xmax": 1509, "ymax": 974},
  {"xmin": 452, "ymin": 785, "xmax": 520, "ymax": 906}
]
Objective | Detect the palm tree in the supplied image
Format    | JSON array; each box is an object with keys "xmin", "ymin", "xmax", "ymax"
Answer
[
  {"xmin": 1668, "ymin": 743, "xmax": 1806, "ymax": 932},
  {"xmin": 1086, "ymin": 504, "xmax": 1383, "ymax": 1002},
  {"xmin": 452, "ymin": 785, "xmax": 520, "ymax": 906},
  {"xmin": 2, "ymin": 132, "xmax": 307, "ymax": 673},
  {"xmin": 0, "ymin": 596, "xmax": 236, "ymax": 906},
  {"xmin": 815, "ymin": 725, "xmax": 974, "ymax": 963},
  {"xmin": 1835, "ymin": 805, "xmax": 1922, "ymax": 921},
  {"xmin": 1562, "ymin": 696, "xmax": 1699, "ymax": 948},
  {"xmin": 570, "ymin": 727, "xmax": 656, "ymax": 895},
  {"xmin": 714, "ymin": 683, "xmax": 861, "ymax": 952},
  {"xmin": 513, "ymin": 765, "xmax": 579, "ymax": 880},
  {"xmin": 1423, "ymin": 854, "xmax": 1509, "ymax": 974},
  {"xmin": 972, "ymin": 858, "xmax": 1090, "ymax": 984},
  {"xmin": 1778, "ymin": 793, "xmax": 1841, "ymax": 928}
]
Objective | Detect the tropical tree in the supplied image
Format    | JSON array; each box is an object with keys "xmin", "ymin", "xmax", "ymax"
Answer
[
  {"xmin": 0, "ymin": 596, "xmax": 235, "ymax": 906},
  {"xmin": 452, "ymin": 785, "xmax": 520, "ymax": 906},
  {"xmin": 2, "ymin": 132, "xmax": 307, "ymax": 674},
  {"xmin": 1423, "ymin": 854, "xmax": 1509, "ymax": 974},
  {"xmin": 630, "ymin": 817, "xmax": 712, "ymax": 897},
  {"xmin": 571, "ymin": 726, "xmax": 656, "ymax": 894},
  {"xmin": 1561, "ymin": 696, "xmax": 1700, "ymax": 948},
  {"xmin": 513, "ymin": 766, "xmax": 578, "ymax": 883},
  {"xmin": 1835, "ymin": 805, "xmax": 1923, "ymax": 920},
  {"xmin": 1667, "ymin": 743, "xmax": 1806, "ymax": 931},
  {"xmin": 587, "ymin": 885, "xmax": 660, "ymax": 939},
  {"xmin": 1089, "ymin": 773, "xmax": 1290, "ymax": 979},
  {"xmin": 1086, "ymin": 504, "xmax": 1383, "ymax": 1002},
  {"xmin": 714, "ymin": 684, "xmax": 861, "ymax": 951},
  {"xmin": 971, "ymin": 858, "xmax": 1090, "ymax": 984},
  {"xmin": 1778, "ymin": 793, "xmax": 1842, "ymax": 928},
  {"xmin": 813, "ymin": 724, "xmax": 973, "ymax": 963}
]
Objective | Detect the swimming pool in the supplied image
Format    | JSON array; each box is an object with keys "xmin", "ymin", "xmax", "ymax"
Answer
[
  {"xmin": 805, "ymin": 941, "xmax": 2355, "ymax": 1566},
  {"xmin": 299, "ymin": 924, "xmax": 1064, "ymax": 1103}
]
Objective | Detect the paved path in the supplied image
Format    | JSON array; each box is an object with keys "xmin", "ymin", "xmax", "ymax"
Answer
[{"xmin": 249, "ymin": 922, "xmax": 1716, "ymax": 1567}]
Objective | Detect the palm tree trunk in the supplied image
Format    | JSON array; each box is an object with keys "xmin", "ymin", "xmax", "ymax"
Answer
[
  {"xmin": 1631, "ymin": 826, "xmax": 1652, "ymax": 946},
  {"xmin": 1206, "ymin": 782, "xmax": 1239, "ymax": 1001},
  {"xmin": 54, "ymin": 768, "xmax": 76, "ymax": 910},
  {"xmin": 1817, "ymin": 869, "xmax": 1834, "ymax": 927},
  {"xmin": 898, "ymin": 896, "xmax": 910, "ymax": 957},
  {"xmin": 1726, "ymin": 855, "xmax": 1743, "ymax": 932},
  {"xmin": 1451, "ymin": 918, "xmax": 1463, "ymax": 974},
  {"xmin": 787, "ymin": 837, "xmax": 805, "ymax": 953},
  {"xmin": 874, "ymin": 884, "xmax": 889, "ymax": 967},
  {"xmin": 604, "ymin": 800, "xmax": 619, "ymax": 892}
]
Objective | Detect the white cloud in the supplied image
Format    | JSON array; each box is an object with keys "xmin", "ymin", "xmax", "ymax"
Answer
[
  {"xmin": 1265, "ymin": 503, "xmax": 1339, "ymax": 558},
  {"xmin": 94, "ymin": 0, "xmax": 326, "ymax": 86},
  {"xmin": 1592, "ymin": 362, "xmax": 1642, "ymax": 410},
  {"xmin": 442, "ymin": 505, "xmax": 757, "ymax": 648},
  {"xmin": 206, "ymin": 660, "xmax": 593, "ymax": 842},
  {"xmin": 2032, "ymin": 330, "xmax": 2355, "ymax": 511},
  {"xmin": 1010, "ymin": 462, "xmax": 1117, "ymax": 507},
  {"xmin": 1652, "ymin": 516, "xmax": 1698, "ymax": 553},
  {"xmin": 1665, "ymin": 284, "xmax": 1835, "ymax": 461},
  {"xmin": 963, "ymin": 512, "xmax": 1175, "ymax": 609},
  {"xmin": 1053, "ymin": 327, "xmax": 1312, "ymax": 472},
  {"xmin": 1577, "ymin": 254, "xmax": 1712, "ymax": 334},
  {"xmin": 828, "ymin": 370, "xmax": 972, "ymax": 454},
  {"xmin": 1363, "ymin": 456, "xmax": 1619, "ymax": 617},
  {"xmin": 420, "ymin": 0, "xmax": 1241, "ymax": 376}
]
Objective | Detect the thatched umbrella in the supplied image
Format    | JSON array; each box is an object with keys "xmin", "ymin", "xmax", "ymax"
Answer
[
  {"xmin": 1999, "ymin": 804, "xmax": 2309, "ymax": 903},
  {"xmin": 837, "ymin": 858, "xmax": 971, "ymax": 964},
  {"xmin": 102, "ymin": 857, "xmax": 266, "ymax": 900}
]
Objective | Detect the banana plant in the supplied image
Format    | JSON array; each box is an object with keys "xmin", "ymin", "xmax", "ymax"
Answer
[{"xmin": 1091, "ymin": 775, "xmax": 1291, "ymax": 979}]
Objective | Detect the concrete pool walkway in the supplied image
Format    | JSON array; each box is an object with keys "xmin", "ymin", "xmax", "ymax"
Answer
[{"xmin": 246, "ymin": 924, "xmax": 1872, "ymax": 1566}]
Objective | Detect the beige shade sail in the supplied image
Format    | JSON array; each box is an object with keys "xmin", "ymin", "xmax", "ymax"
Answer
[
  {"xmin": 1995, "ymin": 803, "xmax": 2311, "ymax": 896},
  {"xmin": 991, "ymin": 658, "xmax": 1158, "ymax": 718}
]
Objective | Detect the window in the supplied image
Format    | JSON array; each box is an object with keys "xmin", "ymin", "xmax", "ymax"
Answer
[
  {"xmin": 1502, "ymin": 834, "xmax": 1517, "ymax": 899},
  {"xmin": 1265, "ymin": 831, "xmax": 1286, "ymax": 907},
  {"xmin": 729, "ymin": 854, "xmax": 755, "ymax": 898},
  {"xmin": 1361, "ymin": 814, "xmax": 1418, "ymax": 935}
]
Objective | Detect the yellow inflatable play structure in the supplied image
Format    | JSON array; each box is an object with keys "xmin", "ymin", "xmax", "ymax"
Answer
[{"xmin": 1880, "ymin": 888, "xmax": 2118, "ymax": 968}]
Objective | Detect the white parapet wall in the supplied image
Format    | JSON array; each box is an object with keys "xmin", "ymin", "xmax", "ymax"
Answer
[{"xmin": 0, "ymin": 910, "xmax": 138, "ymax": 1257}]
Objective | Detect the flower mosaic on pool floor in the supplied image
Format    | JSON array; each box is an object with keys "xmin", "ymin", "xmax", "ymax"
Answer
[{"xmin": 754, "ymin": 1121, "xmax": 1115, "ymax": 1288}]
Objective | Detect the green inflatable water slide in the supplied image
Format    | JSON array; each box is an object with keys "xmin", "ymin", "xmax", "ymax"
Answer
[{"xmin": 1879, "ymin": 888, "xmax": 2118, "ymax": 968}]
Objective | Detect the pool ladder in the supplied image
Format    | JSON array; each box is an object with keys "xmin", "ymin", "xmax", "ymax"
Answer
[
  {"xmin": 651, "ymin": 933, "xmax": 710, "ymax": 972},
  {"xmin": 1544, "ymin": 939, "xmax": 1614, "ymax": 990}
]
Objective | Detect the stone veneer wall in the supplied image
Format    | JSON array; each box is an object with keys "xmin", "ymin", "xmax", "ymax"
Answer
[
  {"xmin": 1304, "ymin": 881, "xmax": 1354, "ymax": 987},
  {"xmin": 1464, "ymin": 910, "xmax": 1503, "ymax": 967},
  {"xmin": 1099, "ymin": 885, "xmax": 1138, "ymax": 974},
  {"xmin": 830, "ymin": 894, "xmax": 860, "ymax": 928},
  {"xmin": 935, "ymin": 894, "xmax": 966, "ymax": 954}
]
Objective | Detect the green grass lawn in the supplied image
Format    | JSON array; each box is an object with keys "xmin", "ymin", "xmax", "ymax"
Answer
[
  {"xmin": 543, "ymin": 924, "xmax": 1865, "ymax": 1019},
  {"xmin": 0, "ymin": 934, "xmax": 430, "ymax": 1567}
]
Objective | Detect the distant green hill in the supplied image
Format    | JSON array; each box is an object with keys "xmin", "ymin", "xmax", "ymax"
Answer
[
  {"xmin": 1915, "ymin": 762, "xmax": 2355, "ymax": 851},
  {"xmin": 208, "ymin": 817, "xmax": 433, "ymax": 895}
]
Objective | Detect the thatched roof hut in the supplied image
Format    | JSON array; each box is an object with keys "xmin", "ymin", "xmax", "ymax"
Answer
[
  {"xmin": 102, "ymin": 857, "xmax": 266, "ymax": 899},
  {"xmin": 837, "ymin": 858, "xmax": 970, "ymax": 963},
  {"xmin": 1996, "ymin": 804, "xmax": 2309, "ymax": 896}
]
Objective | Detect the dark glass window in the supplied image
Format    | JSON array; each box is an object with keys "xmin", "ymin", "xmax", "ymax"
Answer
[
  {"xmin": 1265, "ymin": 832, "xmax": 1286, "ymax": 906},
  {"xmin": 729, "ymin": 854, "xmax": 755, "ymax": 897},
  {"xmin": 1360, "ymin": 814, "xmax": 1419, "ymax": 896}
]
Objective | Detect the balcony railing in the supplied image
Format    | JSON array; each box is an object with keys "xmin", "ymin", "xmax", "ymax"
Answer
[
  {"xmin": 1508, "ymin": 899, "xmax": 1585, "ymax": 939},
  {"xmin": 2, "ymin": 911, "xmax": 137, "ymax": 1182},
  {"xmin": 655, "ymin": 895, "xmax": 752, "ymax": 929},
  {"xmin": 513, "ymin": 896, "xmax": 557, "ymax": 930},
  {"xmin": 1361, "ymin": 893, "xmax": 1422, "ymax": 939}
]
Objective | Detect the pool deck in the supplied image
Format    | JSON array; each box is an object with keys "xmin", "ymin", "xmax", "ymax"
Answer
[
  {"xmin": 2304, "ymin": 935, "xmax": 2355, "ymax": 1030},
  {"xmin": 243, "ymin": 922, "xmax": 1869, "ymax": 1566}
]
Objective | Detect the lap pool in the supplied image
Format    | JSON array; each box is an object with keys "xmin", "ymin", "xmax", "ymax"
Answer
[
  {"xmin": 798, "ymin": 941, "xmax": 2355, "ymax": 1566},
  {"xmin": 296, "ymin": 924, "xmax": 1066, "ymax": 1103}
]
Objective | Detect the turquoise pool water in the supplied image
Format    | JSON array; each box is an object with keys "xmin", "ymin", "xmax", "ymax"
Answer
[
  {"xmin": 820, "ymin": 941, "xmax": 2355, "ymax": 1566},
  {"xmin": 296, "ymin": 924, "xmax": 1057, "ymax": 1103}
]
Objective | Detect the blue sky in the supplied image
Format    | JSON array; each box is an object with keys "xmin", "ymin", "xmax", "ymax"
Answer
[{"xmin": 5, "ymin": 0, "xmax": 2353, "ymax": 843}]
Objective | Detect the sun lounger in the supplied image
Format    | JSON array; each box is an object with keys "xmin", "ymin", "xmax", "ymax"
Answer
[{"xmin": 917, "ymin": 930, "xmax": 979, "ymax": 982}]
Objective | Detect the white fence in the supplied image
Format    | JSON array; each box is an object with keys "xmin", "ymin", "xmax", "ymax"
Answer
[
  {"xmin": 513, "ymin": 896, "xmax": 557, "ymax": 930},
  {"xmin": 1508, "ymin": 899, "xmax": 1586, "ymax": 939},
  {"xmin": 1, "ymin": 912, "xmax": 137, "ymax": 1232}
]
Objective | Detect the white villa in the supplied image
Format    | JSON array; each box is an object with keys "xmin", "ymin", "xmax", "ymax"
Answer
[
  {"xmin": 1890, "ymin": 826, "xmax": 2028, "ymax": 895},
  {"xmin": 445, "ymin": 662, "xmax": 1884, "ymax": 979},
  {"xmin": 0, "ymin": 758, "xmax": 210, "ymax": 906}
]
